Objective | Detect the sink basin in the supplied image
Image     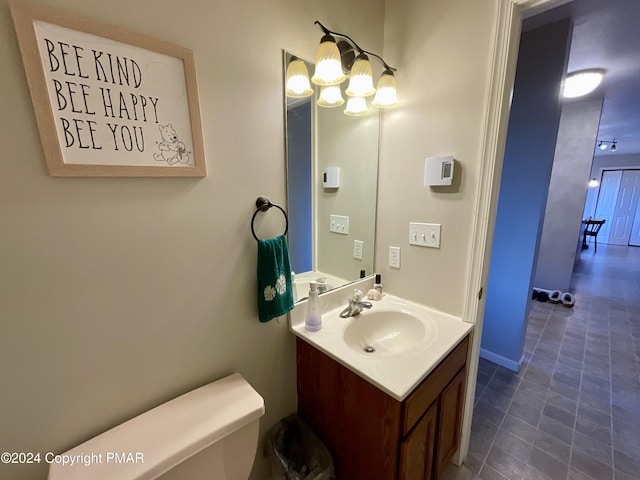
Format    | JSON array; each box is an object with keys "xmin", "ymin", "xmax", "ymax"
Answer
[{"xmin": 343, "ymin": 310, "xmax": 437, "ymax": 356}]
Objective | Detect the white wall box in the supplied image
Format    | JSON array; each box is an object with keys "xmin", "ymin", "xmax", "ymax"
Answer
[{"xmin": 424, "ymin": 156, "xmax": 455, "ymax": 186}]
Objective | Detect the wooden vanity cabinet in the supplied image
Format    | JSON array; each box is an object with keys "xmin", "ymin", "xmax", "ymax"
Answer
[{"xmin": 296, "ymin": 335, "xmax": 469, "ymax": 480}]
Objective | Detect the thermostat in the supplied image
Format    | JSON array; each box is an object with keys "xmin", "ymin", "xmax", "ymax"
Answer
[
  {"xmin": 323, "ymin": 167, "xmax": 340, "ymax": 189},
  {"xmin": 424, "ymin": 156, "xmax": 455, "ymax": 186}
]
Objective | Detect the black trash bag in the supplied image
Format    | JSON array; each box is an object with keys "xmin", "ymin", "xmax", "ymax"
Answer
[{"xmin": 266, "ymin": 415, "xmax": 334, "ymax": 480}]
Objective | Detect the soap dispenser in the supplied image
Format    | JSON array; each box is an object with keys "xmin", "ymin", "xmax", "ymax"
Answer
[
  {"xmin": 305, "ymin": 282, "xmax": 322, "ymax": 331},
  {"xmin": 374, "ymin": 274, "xmax": 383, "ymax": 294}
]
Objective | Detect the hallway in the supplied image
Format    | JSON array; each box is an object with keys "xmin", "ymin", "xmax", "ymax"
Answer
[{"xmin": 447, "ymin": 245, "xmax": 640, "ymax": 479}]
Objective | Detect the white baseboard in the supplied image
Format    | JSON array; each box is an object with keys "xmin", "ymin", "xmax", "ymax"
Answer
[{"xmin": 479, "ymin": 348, "xmax": 523, "ymax": 372}]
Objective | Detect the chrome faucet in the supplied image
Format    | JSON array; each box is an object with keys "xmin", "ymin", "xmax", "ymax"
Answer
[{"xmin": 339, "ymin": 289, "xmax": 372, "ymax": 318}]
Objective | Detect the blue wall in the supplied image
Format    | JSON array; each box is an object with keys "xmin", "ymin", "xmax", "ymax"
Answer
[
  {"xmin": 481, "ymin": 20, "xmax": 572, "ymax": 371},
  {"xmin": 286, "ymin": 101, "xmax": 313, "ymax": 274}
]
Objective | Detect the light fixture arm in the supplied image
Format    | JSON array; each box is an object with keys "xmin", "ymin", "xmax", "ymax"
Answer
[{"xmin": 314, "ymin": 21, "xmax": 397, "ymax": 72}]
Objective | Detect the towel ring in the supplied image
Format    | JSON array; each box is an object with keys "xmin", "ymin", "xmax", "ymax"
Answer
[{"xmin": 251, "ymin": 196, "xmax": 288, "ymax": 241}]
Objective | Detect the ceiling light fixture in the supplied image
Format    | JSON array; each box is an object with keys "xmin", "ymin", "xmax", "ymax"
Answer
[
  {"xmin": 311, "ymin": 21, "xmax": 398, "ymax": 113},
  {"xmin": 597, "ymin": 138, "xmax": 617, "ymax": 152},
  {"xmin": 563, "ymin": 69, "xmax": 604, "ymax": 99},
  {"xmin": 588, "ymin": 178, "xmax": 599, "ymax": 188}
]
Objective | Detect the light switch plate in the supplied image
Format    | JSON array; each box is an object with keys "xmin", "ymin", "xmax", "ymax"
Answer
[
  {"xmin": 353, "ymin": 240, "xmax": 363, "ymax": 260},
  {"xmin": 330, "ymin": 214, "xmax": 349, "ymax": 235},
  {"xmin": 409, "ymin": 222, "xmax": 441, "ymax": 248}
]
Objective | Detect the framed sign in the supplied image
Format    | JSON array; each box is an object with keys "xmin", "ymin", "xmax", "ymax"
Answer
[{"xmin": 10, "ymin": 0, "xmax": 206, "ymax": 177}]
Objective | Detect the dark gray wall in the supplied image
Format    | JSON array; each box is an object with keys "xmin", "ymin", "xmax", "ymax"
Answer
[
  {"xmin": 534, "ymin": 100, "xmax": 603, "ymax": 291},
  {"xmin": 481, "ymin": 19, "xmax": 572, "ymax": 371}
]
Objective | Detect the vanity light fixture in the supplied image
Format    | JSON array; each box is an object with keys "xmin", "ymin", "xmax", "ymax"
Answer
[
  {"xmin": 285, "ymin": 57, "xmax": 314, "ymax": 98},
  {"xmin": 597, "ymin": 138, "xmax": 617, "ymax": 151},
  {"xmin": 345, "ymin": 53, "xmax": 376, "ymax": 97},
  {"xmin": 317, "ymin": 85, "xmax": 345, "ymax": 107},
  {"xmin": 311, "ymin": 31, "xmax": 347, "ymax": 86},
  {"xmin": 312, "ymin": 21, "xmax": 398, "ymax": 111},
  {"xmin": 344, "ymin": 96, "xmax": 369, "ymax": 116},
  {"xmin": 372, "ymin": 69, "xmax": 399, "ymax": 108}
]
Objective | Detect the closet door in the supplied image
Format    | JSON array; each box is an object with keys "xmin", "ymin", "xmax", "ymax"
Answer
[
  {"xmin": 594, "ymin": 170, "xmax": 622, "ymax": 243},
  {"xmin": 630, "ymin": 198, "xmax": 640, "ymax": 246},
  {"xmin": 608, "ymin": 170, "xmax": 640, "ymax": 246}
]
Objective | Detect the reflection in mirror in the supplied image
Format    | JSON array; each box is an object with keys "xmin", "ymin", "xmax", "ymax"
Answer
[{"xmin": 284, "ymin": 51, "xmax": 379, "ymax": 303}]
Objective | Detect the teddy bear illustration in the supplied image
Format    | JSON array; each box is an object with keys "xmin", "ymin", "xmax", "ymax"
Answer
[{"xmin": 154, "ymin": 123, "xmax": 191, "ymax": 165}]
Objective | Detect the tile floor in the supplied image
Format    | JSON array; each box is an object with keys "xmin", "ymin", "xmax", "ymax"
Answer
[{"xmin": 443, "ymin": 244, "xmax": 640, "ymax": 480}]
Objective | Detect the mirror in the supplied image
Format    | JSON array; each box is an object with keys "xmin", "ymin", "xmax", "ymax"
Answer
[{"xmin": 284, "ymin": 51, "xmax": 379, "ymax": 302}]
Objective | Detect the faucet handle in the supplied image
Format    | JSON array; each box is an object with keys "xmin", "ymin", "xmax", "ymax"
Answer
[{"xmin": 352, "ymin": 289, "xmax": 364, "ymax": 302}]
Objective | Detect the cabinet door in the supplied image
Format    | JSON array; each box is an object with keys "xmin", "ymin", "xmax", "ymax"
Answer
[
  {"xmin": 435, "ymin": 367, "xmax": 467, "ymax": 477},
  {"xmin": 399, "ymin": 401, "xmax": 437, "ymax": 480}
]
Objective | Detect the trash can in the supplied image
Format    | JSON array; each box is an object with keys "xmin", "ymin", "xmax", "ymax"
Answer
[{"xmin": 266, "ymin": 415, "xmax": 334, "ymax": 480}]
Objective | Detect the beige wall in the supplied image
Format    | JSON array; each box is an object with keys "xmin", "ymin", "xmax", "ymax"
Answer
[
  {"xmin": 378, "ymin": 0, "xmax": 499, "ymax": 316},
  {"xmin": 0, "ymin": 1, "xmax": 384, "ymax": 479}
]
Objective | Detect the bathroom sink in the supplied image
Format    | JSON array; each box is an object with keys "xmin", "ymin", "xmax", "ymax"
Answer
[
  {"xmin": 289, "ymin": 281, "xmax": 473, "ymax": 400},
  {"xmin": 343, "ymin": 310, "xmax": 437, "ymax": 356}
]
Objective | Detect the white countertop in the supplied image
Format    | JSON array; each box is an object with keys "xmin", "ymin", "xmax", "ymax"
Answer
[{"xmin": 289, "ymin": 279, "xmax": 473, "ymax": 401}]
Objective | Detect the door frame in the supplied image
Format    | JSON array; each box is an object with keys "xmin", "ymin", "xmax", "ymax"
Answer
[{"xmin": 456, "ymin": 0, "xmax": 572, "ymax": 465}]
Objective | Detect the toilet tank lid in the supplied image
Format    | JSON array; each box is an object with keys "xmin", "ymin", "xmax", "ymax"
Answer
[{"xmin": 48, "ymin": 373, "xmax": 265, "ymax": 480}]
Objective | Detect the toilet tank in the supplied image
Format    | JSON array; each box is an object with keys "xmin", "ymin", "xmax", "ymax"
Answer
[{"xmin": 48, "ymin": 373, "xmax": 265, "ymax": 480}]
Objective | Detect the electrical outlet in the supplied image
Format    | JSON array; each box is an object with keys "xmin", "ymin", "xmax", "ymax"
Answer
[
  {"xmin": 330, "ymin": 214, "xmax": 350, "ymax": 235},
  {"xmin": 409, "ymin": 222, "xmax": 441, "ymax": 248},
  {"xmin": 353, "ymin": 240, "xmax": 363, "ymax": 260},
  {"xmin": 389, "ymin": 246, "xmax": 401, "ymax": 268}
]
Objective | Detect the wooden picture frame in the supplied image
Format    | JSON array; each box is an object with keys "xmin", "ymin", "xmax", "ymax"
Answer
[{"xmin": 9, "ymin": 0, "xmax": 206, "ymax": 177}]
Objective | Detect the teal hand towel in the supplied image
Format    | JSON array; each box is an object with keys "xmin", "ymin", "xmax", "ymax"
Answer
[{"xmin": 257, "ymin": 235, "xmax": 294, "ymax": 323}]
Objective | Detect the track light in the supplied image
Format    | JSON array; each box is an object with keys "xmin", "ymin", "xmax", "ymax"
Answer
[
  {"xmin": 312, "ymin": 21, "xmax": 398, "ymax": 113},
  {"xmin": 597, "ymin": 138, "xmax": 618, "ymax": 152}
]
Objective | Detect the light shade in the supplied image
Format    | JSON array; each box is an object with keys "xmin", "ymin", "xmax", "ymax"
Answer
[
  {"xmin": 588, "ymin": 178, "xmax": 599, "ymax": 188},
  {"xmin": 345, "ymin": 53, "xmax": 376, "ymax": 97},
  {"xmin": 344, "ymin": 96, "xmax": 368, "ymax": 116},
  {"xmin": 372, "ymin": 69, "xmax": 398, "ymax": 108},
  {"xmin": 285, "ymin": 58, "xmax": 313, "ymax": 98},
  {"xmin": 317, "ymin": 85, "xmax": 344, "ymax": 107},
  {"xmin": 563, "ymin": 70, "xmax": 603, "ymax": 98},
  {"xmin": 598, "ymin": 141, "xmax": 607, "ymax": 150},
  {"xmin": 312, "ymin": 34, "xmax": 347, "ymax": 86}
]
